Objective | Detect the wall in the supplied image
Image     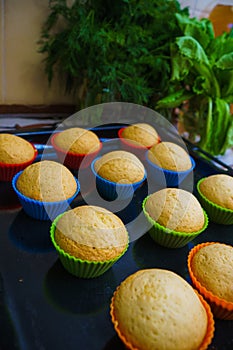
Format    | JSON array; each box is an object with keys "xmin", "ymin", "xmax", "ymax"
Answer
[{"xmin": 0, "ymin": 0, "xmax": 75, "ymax": 106}]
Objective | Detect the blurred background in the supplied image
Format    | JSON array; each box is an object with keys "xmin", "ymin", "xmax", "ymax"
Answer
[{"xmin": 0, "ymin": 0, "xmax": 232, "ymax": 111}]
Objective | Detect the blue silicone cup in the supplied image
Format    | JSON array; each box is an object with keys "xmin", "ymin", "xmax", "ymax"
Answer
[
  {"xmin": 12, "ymin": 171, "xmax": 80, "ymax": 221},
  {"xmin": 145, "ymin": 151, "xmax": 195, "ymax": 187},
  {"xmin": 91, "ymin": 158, "xmax": 147, "ymax": 201}
]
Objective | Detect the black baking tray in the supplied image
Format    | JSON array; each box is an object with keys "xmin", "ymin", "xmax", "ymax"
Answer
[{"xmin": 0, "ymin": 124, "xmax": 233, "ymax": 350}]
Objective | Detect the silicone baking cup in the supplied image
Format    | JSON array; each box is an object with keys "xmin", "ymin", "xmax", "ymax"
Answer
[
  {"xmin": 12, "ymin": 172, "xmax": 80, "ymax": 221},
  {"xmin": 118, "ymin": 127, "xmax": 160, "ymax": 160},
  {"xmin": 188, "ymin": 242, "xmax": 233, "ymax": 320},
  {"xmin": 145, "ymin": 151, "xmax": 195, "ymax": 187},
  {"xmin": 50, "ymin": 214, "xmax": 129, "ymax": 278},
  {"xmin": 197, "ymin": 178, "xmax": 233, "ymax": 225},
  {"xmin": 0, "ymin": 143, "xmax": 38, "ymax": 181},
  {"xmin": 110, "ymin": 287, "xmax": 214, "ymax": 350},
  {"xmin": 51, "ymin": 132, "xmax": 102, "ymax": 170},
  {"xmin": 142, "ymin": 196, "xmax": 209, "ymax": 248},
  {"xmin": 91, "ymin": 157, "xmax": 147, "ymax": 201}
]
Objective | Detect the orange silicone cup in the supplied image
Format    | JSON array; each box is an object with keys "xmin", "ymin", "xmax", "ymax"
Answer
[
  {"xmin": 110, "ymin": 287, "xmax": 214, "ymax": 350},
  {"xmin": 188, "ymin": 242, "xmax": 233, "ymax": 320}
]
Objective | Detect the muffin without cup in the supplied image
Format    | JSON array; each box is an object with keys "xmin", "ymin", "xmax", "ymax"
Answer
[
  {"xmin": 143, "ymin": 188, "xmax": 208, "ymax": 248},
  {"xmin": 110, "ymin": 268, "xmax": 214, "ymax": 350},
  {"xmin": 12, "ymin": 160, "xmax": 79, "ymax": 220},
  {"xmin": 50, "ymin": 205, "xmax": 129, "ymax": 278},
  {"xmin": 0, "ymin": 133, "xmax": 37, "ymax": 181}
]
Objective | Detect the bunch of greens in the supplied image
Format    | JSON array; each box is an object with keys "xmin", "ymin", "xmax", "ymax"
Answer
[
  {"xmin": 156, "ymin": 14, "xmax": 233, "ymax": 155},
  {"xmin": 38, "ymin": 0, "xmax": 188, "ymax": 112}
]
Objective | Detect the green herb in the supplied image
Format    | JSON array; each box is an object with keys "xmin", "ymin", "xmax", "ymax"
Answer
[
  {"xmin": 38, "ymin": 0, "xmax": 188, "ymax": 112},
  {"xmin": 156, "ymin": 14, "xmax": 233, "ymax": 155}
]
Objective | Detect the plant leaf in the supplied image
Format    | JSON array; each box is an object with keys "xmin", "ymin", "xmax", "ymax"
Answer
[
  {"xmin": 156, "ymin": 89, "xmax": 194, "ymax": 108},
  {"xmin": 175, "ymin": 36, "xmax": 209, "ymax": 65},
  {"xmin": 215, "ymin": 52, "xmax": 233, "ymax": 70},
  {"xmin": 175, "ymin": 13, "xmax": 214, "ymax": 49}
]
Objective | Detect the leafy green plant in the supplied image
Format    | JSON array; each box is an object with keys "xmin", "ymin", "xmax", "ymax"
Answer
[
  {"xmin": 38, "ymin": 0, "xmax": 188, "ymax": 113},
  {"xmin": 156, "ymin": 14, "xmax": 233, "ymax": 155}
]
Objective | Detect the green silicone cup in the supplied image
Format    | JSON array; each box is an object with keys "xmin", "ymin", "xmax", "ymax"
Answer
[
  {"xmin": 142, "ymin": 196, "xmax": 209, "ymax": 248},
  {"xmin": 50, "ymin": 214, "xmax": 129, "ymax": 278},
  {"xmin": 197, "ymin": 178, "xmax": 233, "ymax": 225}
]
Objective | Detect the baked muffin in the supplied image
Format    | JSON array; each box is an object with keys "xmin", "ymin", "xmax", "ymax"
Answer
[
  {"xmin": 0, "ymin": 133, "xmax": 37, "ymax": 181},
  {"xmin": 197, "ymin": 174, "xmax": 233, "ymax": 224},
  {"xmin": 110, "ymin": 269, "xmax": 214, "ymax": 350},
  {"xmin": 118, "ymin": 124, "xmax": 160, "ymax": 159},
  {"xmin": 143, "ymin": 188, "xmax": 208, "ymax": 248},
  {"xmin": 51, "ymin": 127, "xmax": 102, "ymax": 169},
  {"xmin": 188, "ymin": 242, "xmax": 233, "ymax": 319},
  {"xmin": 12, "ymin": 160, "xmax": 79, "ymax": 220},
  {"xmin": 92, "ymin": 150, "xmax": 146, "ymax": 200},
  {"xmin": 50, "ymin": 205, "xmax": 129, "ymax": 278},
  {"xmin": 146, "ymin": 141, "xmax": 195, "ymax": 186}
]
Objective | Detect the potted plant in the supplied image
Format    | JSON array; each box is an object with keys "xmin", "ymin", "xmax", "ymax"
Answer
[
  {"xmin": 156, "ymin": 13, "xmax": 233, "ymax": 156},
  {"xmin": 38, "ymin": 0, "xmax": 188, "ymax": 115}
]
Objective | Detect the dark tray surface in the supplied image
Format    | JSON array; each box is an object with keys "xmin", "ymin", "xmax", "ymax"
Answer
[{"xmin": 0, "ymin": 125, "xmax": 233, "ymax": 350}]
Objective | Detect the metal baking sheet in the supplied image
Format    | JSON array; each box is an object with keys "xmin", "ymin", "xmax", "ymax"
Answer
[{"xmin": 0, "ymin": 125, "xmax": 233, "ymax": 350}]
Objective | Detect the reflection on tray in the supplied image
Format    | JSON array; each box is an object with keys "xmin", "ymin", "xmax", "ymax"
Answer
[
  {"xmin": 103, "ymin": 335, "xmax": 125, "ymax": 350},
  {"xmin": 0, "ymin": 181, "xmax": 21, "ymax": 210},
  {"xmin": 43, "ymin": 259, "xmax": 117, "ymax": 315},
  {"xmin": 132, "ymin": 234, "xmax": 190, "ymax": 280},
  {"xmin": 8, "ymin": 210, "xmax": 54, "ymax": 253}
]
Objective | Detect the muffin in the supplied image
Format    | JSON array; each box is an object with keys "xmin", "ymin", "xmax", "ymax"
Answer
[
  {"xmin": 12, "ymin": 160, "xmax": 79, "ymax": 220},
  {"xmin": 118, "ymin": 123, "xmax": 160, "ymax": 159},
  {"xmin": 146, "ymin": 141, "xmax": 195, "ymax": 186},
  {"xmin": 110, "ymin": 269, "xmax": 214, "ymax": 350},
  {"xmin": 188, "ymin": 242, "xmax": 233, "ymax": 319},
  {"xmin": 197, "ymin": 174, "xmax": 233, "ymax": 224},
  {"xmin": 50, "ymin": 205, "xmax": 129, "ymax": 278},
  {"xmin": 143, "ymin": 188, "xmax": 208, "ymax": 248},
  {"xmin": 92, "ymin": 150, "xmax": 146, "ymax": 200},
  {"xmin": 51, "ymin": 127, "xmax": 102, "ymax": 169},
  {"xmin": 0, "ymin": 133, "xmax": 37, "ymax": 181}
]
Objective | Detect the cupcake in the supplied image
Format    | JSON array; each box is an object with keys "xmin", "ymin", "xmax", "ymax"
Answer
[
  {"xmin": 197, "ymin": 174, "xmax": 233, "ymax": 224},
  {"xmin": 110, "ymin": 268, "xmax": 214, "ymax": 350},
  {"xmin": 146, "ymin": 141, "xmax": 195, "ymax": 186},
  {"xmin": 91, "ymin": 150, "xmax": 146, "ymax": 200},
  {"xmin": 51, "ymin": 127, "xmax": 102, "ymax": 169},
  {"xmin": 0, "ymin": 133, "xmax": 37, "ymax": 181},
  {"xmin": 118, "ymin": 123, "xmax": 160, "ymax": 159},
  {"xmin": 50, "ymin": 205, "xmax": 129, "ymax": 278},
  {"xmin": 188, "ymin": 242, "xmax": 233, "ymax": 320},
  {"xmin": 143, "ymin": 188, "xmax": 208, "ymax": 248},
  {"xmin": 12, "ymin": 160, "xmax": 79, "ymax": 220}
]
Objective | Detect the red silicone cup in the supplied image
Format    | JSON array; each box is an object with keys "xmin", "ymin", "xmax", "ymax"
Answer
[
  {"xmin": 0, "ymin": 143, "xmax": 38, "ymax": 182},
  {"xmin": 51, "ymin": 133, "xmax": 102, "ymax": 170},
  {"xmin": 118, "ymin": 127, "xmax": 160, "ymax": 160}
]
